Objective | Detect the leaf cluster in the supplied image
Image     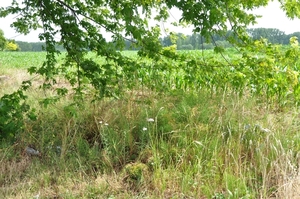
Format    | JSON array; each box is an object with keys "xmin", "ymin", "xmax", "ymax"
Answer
[{"xmin": 0, "ymin": 81, "xmax": 36, "ymax": 141}]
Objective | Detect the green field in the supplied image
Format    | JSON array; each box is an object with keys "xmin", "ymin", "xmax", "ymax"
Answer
[{"xmin": 1, "ymin": 48, "xmax": 300, "ymax": 198}]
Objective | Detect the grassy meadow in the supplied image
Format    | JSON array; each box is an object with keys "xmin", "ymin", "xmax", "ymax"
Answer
[{"xmin": 1, "ymin": 49, "xmax": 300, "ymax": 198}]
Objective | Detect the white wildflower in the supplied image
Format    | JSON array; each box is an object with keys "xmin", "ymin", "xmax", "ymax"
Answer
[
  {"xmin": 260, "ymin": 127, "xmax": 271, "ymax": 133},
  {"xmin": 142, "ymin": 127, "xmax": 147, "ymax": 131},
  {"xmin": 147, "ymin": 118, "xmax": 155, "ymax": 122},
  {"xmin": 255, "ymin": 124, "xmax": 271, "ymax": 133},
  {"xmin": 99, "ymin": 121, "xmax": 108, "ymax": 126},
  {"xmin": 33, "ymin": 191, "xmax": 40, "ymax": 199}
]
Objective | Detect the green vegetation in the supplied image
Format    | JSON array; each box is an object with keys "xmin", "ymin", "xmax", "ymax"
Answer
[
  {"xmin": 10, "ymin": 28, "xmax": 300, "ymax": 52},
  {"xmin": 15, "ymin": 41, "xmax": 65, "ymax": 52},
  {"xmin": 2, "ymin": 0, "xmax": 300, "ymax": 198},
  {"xmin": 0, "ymin": 29, "xmax": 20, "ymax": 51},
  {"xmin": 1, "ymin": 49, "xmax": 300, "ymax": 198},
  {"xmin": 161, "ymin": 29, "xmax": 300, "ymax": 50},
  {"xmin": 5, "ymin": 40, "xmax": 20, "ymax": 51},
  {"xmin": 0, "ymin": 51, "xmax": 46, "ymax": 69},
  {"xmin": 0, "ymin": 29, "xmax": 5, "ymax": 51}
]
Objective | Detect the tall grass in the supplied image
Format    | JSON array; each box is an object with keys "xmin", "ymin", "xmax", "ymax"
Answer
[{"xmin": 1, "ymin": 51, "xmax": 300, "ymax": 198}]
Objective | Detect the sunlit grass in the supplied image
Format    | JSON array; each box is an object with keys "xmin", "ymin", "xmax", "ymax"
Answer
[
  {"xmin": 0, "ymin": 51, "xmax": 47, "ymax": 69},
  {"xmin": 1, "ymin": 51, "xmax": 300, "ymax": 198}
]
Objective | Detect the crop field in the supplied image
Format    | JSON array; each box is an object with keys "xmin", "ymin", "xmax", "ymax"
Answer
[{"xmin": 1, "ymin": 46, "xmax": 300, "ymax": 198}]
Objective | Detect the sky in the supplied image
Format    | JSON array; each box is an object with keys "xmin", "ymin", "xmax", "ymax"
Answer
[{"xmin": 0, "ymin": 1, "xmax": 300, "ymax": 42}]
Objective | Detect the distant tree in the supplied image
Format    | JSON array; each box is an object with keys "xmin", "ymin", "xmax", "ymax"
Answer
[
  {"xmin": 15, "ymin": 40, "xmax": 65, "ymax": 51},
  {"xmin": 55, "ymin": 44, "xmax": 66, "ymax": 52},
  {"xmin": 287, "ymin": 32, "xmax": 300, "ymax": 44},
  {"xmin": 247, "ymin": 28, "xmax": 286, "ymax": 44},
  {"xmin": 176, "ymin": 33, "xmax": 186, "ymax": 49},
  {"xmin": 123, "ymin": 39, "xmax": 139, "ymax": 50},
  {"xmin": 31, "ymin": 42, "xmax": 45, "ymax": 51},
  {"xmin": 161, "ymin": 36, "xmax": 172, "ymax": 46},
  {"xmin": 179, "ymin": 44, "xmax": 193, "ymax": 50},
  {"xmin": 6, "ymin": 40, "xmax": 20, "ymax": 51},
  {"xmin": 190, "ymin": 33, "xmax": 199, "ymax": 49},
  {"xmin": 0, "ymin": 29, "xmax": 6, "ymax": 51},
  {"xmin": 16, "ymin": 41, "xmax": 33, "ymax": 51},
  {"xmin": 202, "ymin": 43, "xmax": 214, "ymax": 49}
]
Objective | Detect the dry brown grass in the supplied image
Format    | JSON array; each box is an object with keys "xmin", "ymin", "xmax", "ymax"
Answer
[
  {"xmin": 0, "ymin": 69, "xmax": 31, "ymax": 95},
  {"xmin": 0, "ymin": 161, "xmax": 151, "ymax": 199}
]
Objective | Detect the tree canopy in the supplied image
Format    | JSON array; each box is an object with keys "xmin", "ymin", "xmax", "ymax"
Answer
[
  {"xmin": 0, "ymin": 29, "xmax": 6, "ymax": 51},
  {"xmin": 0, "ymin": 0, "xmax": 272, "ymax": 89},
  {"xmin": 1, "ymin": 0, "xmax": 298, "ymax": 58},
  {"xmin": 0, "ymin": 0, "xmax": 299, "ymax": 100}
]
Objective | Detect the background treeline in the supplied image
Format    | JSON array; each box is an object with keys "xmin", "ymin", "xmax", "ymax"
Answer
[
  {"xmin": 15, "ymin": 28, "xmax": 300, "ymax": 51},
  {"xmin": 159, "ymin": 28, "xmax": 300, "ymax": 50},
  {"xmin": 15, "ymin": 41, "xmax": 65, "ymax": 52}
]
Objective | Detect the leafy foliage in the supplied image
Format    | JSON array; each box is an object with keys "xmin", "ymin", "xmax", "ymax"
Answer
[
  {"xmin": 0, "ymin": 29, "xmax": 6, "ymax": 51},
  {"xmin": 5, "ymin": 40, "xmax": 20, "ymax": 51},
  {"xmin": 1, "ymin": 1, "xmax": 300, "ymax": 139},
  {"xmin": 0, "ymin": 81, "xmax": 36, "ymax": 141},
  {"xmin": 0, "ymin": 0, "xmax": 268, "ymax": 98}
]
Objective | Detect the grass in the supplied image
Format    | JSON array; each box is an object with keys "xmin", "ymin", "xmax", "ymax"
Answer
[
  {"xmin": 0, "ymin": 51, "xmax": 47, "ymax": 69},
  {"xmin": 1, "ymin": 51, "xmax": 300, "ymax": 198}
]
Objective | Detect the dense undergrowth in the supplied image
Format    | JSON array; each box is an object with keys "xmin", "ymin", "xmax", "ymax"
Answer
[
  {"xmin": 1, "ymin": 46, "xmax": 300, "ymax": 198},
  {"xmin": 1, "ymin": 84, "xmax": 300, "ymax": 198}
]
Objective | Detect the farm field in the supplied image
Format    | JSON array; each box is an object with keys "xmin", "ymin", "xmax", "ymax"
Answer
[{"xmin": 1, "ymin": 47, "xmax": 300, "ymax": 198}]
